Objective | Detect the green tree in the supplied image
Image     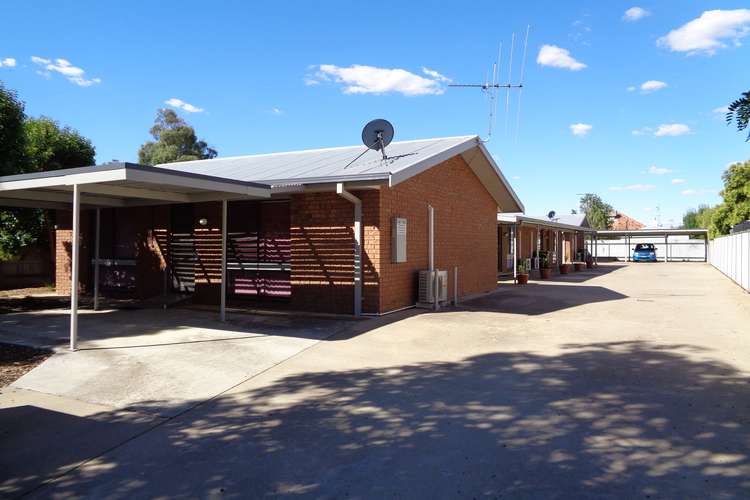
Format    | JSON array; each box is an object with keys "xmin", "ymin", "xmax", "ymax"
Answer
[
  {"xmin": 0, "ymin": 113, "xmax": 95, "ymax": 259},
  {"xmin": 579, "ymin": 193, "xmax": 614, "ymax": 230},
  {"xmin": 24, "ymin": 117, "xmax": 95, "ymax": 172},
  {"xmin": 138, "ymin": 109, "xmax": 217, "ymax": 165},
  {"xmin": 726, "ymin": 90, "xmax": 750, "ymax": 141},
  {"xmin": 0, "ymin": 82, "xmax": 26, "ymax": 176},
  {"xmin": 710, "ymin": 159, "xmax": 750, "ymax": 238},
  {"xmin": 681, "ymin": 204, "xmax": 715, "ymax": 230}
]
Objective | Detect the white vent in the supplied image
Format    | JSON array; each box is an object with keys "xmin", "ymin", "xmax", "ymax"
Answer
[{"xmin": 418, "ymin": 270, "xmax": 448, "ymax": 304}]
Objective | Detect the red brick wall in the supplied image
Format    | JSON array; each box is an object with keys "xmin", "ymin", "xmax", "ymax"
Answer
[
  {"xmin": 377, "ymin": 155, "xmax": 498, "ymax": 312},
  {"xmin": 55, "ymin": 210, "xmax": 92, "ymax": 296},
  {"xmin": 289, "ymin": 191, "xmax": 381, "ymax": 314}
]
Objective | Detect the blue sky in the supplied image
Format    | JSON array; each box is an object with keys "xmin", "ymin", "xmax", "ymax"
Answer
[{"xmin": 1, "ymin": 1, "xmax": 749, "ymax": 227}]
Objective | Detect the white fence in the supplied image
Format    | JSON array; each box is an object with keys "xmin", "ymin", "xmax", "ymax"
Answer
[
  {"xmin": 709, "ymin": 231, "xmax": 750, "ymax": 292},
  {"xmin": 595, "ymin": 235, "xmax": 707, "ymax": 262}
]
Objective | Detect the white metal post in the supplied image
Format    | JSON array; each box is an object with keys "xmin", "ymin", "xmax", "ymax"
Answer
[
  {"xmin": 512, "ymin": 224, "xmax": 518, "ymax": 280},
  {"xmin": 428, "ymin": 205, "xmax": 434, "ymax": 271},
  {"xmin": 220, "ymin": 199, "xmax": 228, "ymax": 321},
  {"xmin": 337, "ymin": 184, "xmax": 362, "ymax": 316},
  {"xmin": 664, "ymin": 234, "xmax": 668, "ymax": 263},
  {"xmin": 93, "ymin": 208, "xmax": 100, "ymax": 311},
  {"xmin": 70, "ymin": 184, "xmax": 80, "ymax": 351},
  {"xmin": 594, "ymin": 233, "xmax": 598, "ymax": 266}
]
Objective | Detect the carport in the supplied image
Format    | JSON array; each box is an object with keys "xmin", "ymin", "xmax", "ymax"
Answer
[
  {"xmin": 0, "ymin": 162, "xmax": 270, "ymax": 350},
  {"xmin": 595, "ymin": 229, "xmax": 709, "ymax": 262}
]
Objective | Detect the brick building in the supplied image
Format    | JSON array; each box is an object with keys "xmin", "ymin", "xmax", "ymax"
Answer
[{"xmin": 51, "ymin": 136, "xmax": 523, "ymax": 315}]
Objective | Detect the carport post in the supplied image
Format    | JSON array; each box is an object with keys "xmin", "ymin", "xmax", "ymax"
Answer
[
  {"xmin": 93, "ymin": 208, "xmax": 100, "ymax": 311},
  {"xmin": 512, "ymin": 224, "xmax": 517, "ymax": 281},
  {"xmin": 664, "ymin": 234, "xmax": 668, "ymax": 263},
  {"xmin": 594, "ymin": 232, "xmax": 598, "ymax": 266},
  {"xmin": 70, "ymin": 184, "xmax": 81, "ymax": 351},
  {"xmin": 220, "ymin": 199, "xmax": 228, "ymax": 322}
]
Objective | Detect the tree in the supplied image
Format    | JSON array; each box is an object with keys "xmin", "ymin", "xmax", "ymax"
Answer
[
  {"xmin": 0, "ymin": 113, "xmax": 95, "ymax": 259},
  {"xmin": 710, "ymin": 159, "xmax": 750, "ymax": 237},
  {"xmin": 681, "ymin": 204, "xmax": 715, "ymax": 230},
  {"xmin": 579, "ymin": 193, "xmax": 614, "ymax": 230},
  {"xmin": 726, "ymin": 90, "xmax": 750, "ymax": 142},
  {"xmin": 138, "ymin": 109, "xmax": 217, "ymax": 165},
  {"xmin": 0, "ymin": 83, "xmax": 26, "ymax": 176}
]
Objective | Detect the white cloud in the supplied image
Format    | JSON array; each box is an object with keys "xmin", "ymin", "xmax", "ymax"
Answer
[
  {"xmin": 536, "ymin": 45, "xmax": 587, "ymax": 71},
  {"xmin": 164, "ymin": 98, "xmax": 204, "ymax": 113},
  {"xmin": 570, "ymin": 123, "xmax": 592, "ymax": 136},
  {"xmin": 422, "ymin": 67, "xmax": 451, "ymax": 82},
  {"xmin": 624, "ymin": 7, "xmax": 651, "ymax": 22},
  {"xmin": 657, "ymin": 9, "xmax": 750, "ymax": 54},
  {"xmin": 648, "ymin": 165, "xmax": 673, "ymax": 175},
  {"xmin": 681, "ymin": 188, "xmax": 717, "ymax": 196},
  {"xmin": 671, "ymin": 178, "xmax": 687, "ymax": 184},
  {"xmin": 306, "ymin": 64, "xmax": 446, "ymax": 96},
  {"xmin": 640, "ymin": 80, "xmax": 668, "ymax": 93},
  {"xmin": 626, "ymin": 86, "xmax": 637, "ymax": 92},
  {"xmin": 654, "ymin": 123, "xmax": 691, "ymax": 136},
  {"xmin": 271, "ymin": 107, "xmax": 283, "ymax": 115},
  {"xmin": 0, "ymin": 58, "xmax": 16, "ymax": 68},
  {"xmin": 512, "ymin": 175, "xmax": 521, "ymax": 180},
  {"xmin": 609, "ymin": 184, "xmax": 656, "ymax": 192},
  {"xmin": 644, "ymin": 207, "xmax": 653, "ymax": 212},
  {"xmin": 31, "ymin": 57, "xmax": 101, "ymax": 86},
  {"xmin": 713, "ymin": 106, "xmax": 729, "ymax": 114}
]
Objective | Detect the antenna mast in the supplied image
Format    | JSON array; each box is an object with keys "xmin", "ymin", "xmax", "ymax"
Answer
[{"xmin": 449, "ymin": 28, "xmax": 531, "ymax": 143}]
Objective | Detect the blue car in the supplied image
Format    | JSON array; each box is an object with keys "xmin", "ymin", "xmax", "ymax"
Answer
[{"xmin": 633, "ymin": 243, "xmax": 657, "ymax": 262}]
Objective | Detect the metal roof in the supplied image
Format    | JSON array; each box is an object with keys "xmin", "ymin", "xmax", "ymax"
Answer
[
  {"xmin": 498, "ymin": 213, "xmax": 597, "ymax": 233},
  {"xmin": 597, "ymin": 228, "xmax": 708, "ymax": 237},
  {"xmin": 156, "ymin": 136, "xmax": 525, "ymax": 212},
  {"xmin": 0, "ymin": 162, "xmax": 271, "ymax": 210},
  {"xmin": 555, "ymin": 213, "xmax": 589, "ymax": 227}
]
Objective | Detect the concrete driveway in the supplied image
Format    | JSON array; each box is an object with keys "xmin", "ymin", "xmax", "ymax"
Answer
[
  {"xmin": 1, "ymin": 308, "xmax": 350, "ymax": 416},
  {"xmin": 2, "ymin": 263, "xmax": 750, "ymax": 499}
]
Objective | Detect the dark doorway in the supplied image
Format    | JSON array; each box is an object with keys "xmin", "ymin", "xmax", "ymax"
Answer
[{"xmin": 169, "ymin": 204, "xmax": 196, "ymax": 293}]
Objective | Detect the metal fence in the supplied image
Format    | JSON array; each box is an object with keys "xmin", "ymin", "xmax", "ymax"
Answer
[{"xmin": 709, "ymin": 230, "xmax": 750, "ymax": 292}]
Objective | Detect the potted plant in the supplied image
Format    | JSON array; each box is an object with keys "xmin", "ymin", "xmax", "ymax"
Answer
[
  {"xmin": 540, "ymin": 251, "xmax": 552, "ymax": 279},
  {"xmin": 559, "ymin": 261, "xmax": 571, "ymax": 274},
  {"xmin": 516, "ymin": 259, "xmax": 529, "ymax": 284},
  {"xmin": 586, "ymin": 251, "xmax": 594, "ymax": 269}
]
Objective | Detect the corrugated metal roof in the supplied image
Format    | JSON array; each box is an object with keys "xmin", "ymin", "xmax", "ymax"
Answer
[
  {"xmin": 555, "ymin": 214, "xmax": 588, "ymax": 227},
  {"xmin": 156, "ymin": 136, "xmax": 477, "ymax": 186}
]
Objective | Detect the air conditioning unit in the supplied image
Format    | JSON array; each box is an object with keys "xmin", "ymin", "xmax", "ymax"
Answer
[{"xmin": 418, "ymin": 270, "xmax": 448, "ymax": 304}]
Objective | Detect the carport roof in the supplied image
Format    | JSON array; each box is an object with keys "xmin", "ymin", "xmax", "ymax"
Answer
[
  {"xmin": 156, "ymin": 136, "xmax": 525, "ymax": 212},
  {"xmin": 0, "ymin": 162, "xmax": 271, "ymax": 209}
]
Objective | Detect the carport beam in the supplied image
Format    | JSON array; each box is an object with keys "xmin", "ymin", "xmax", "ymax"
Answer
[
  {"xmin": 70, "ymin": 184, "xmax": 80, "ymax": 351},
  {"xmin": 220, "ymin": 199, "xmax": 228, "ymax": 322}
]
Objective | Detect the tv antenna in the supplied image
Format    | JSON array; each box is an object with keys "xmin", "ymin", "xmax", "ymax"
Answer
[
  {"xmin": 449, "ymin": 25, "xmax": 531, "ymax": 142},
  {"xmin": 344, "ymin": 119, "xmax": 395, "ymax": 169}
]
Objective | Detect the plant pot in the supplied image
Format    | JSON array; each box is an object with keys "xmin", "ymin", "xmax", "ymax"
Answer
[
  {"xmin": 516, "ymin": 273, "xmax": 529, "ymax": 284},
  {"xmin": 574, "ymin": 262, "xmax": 585, "ymax": 272},
  {"xmin": 586, "ymin": 260, "xmax": 594, "ymax": 269},
  {"xmin": 540, "ymin": 268, "xmax": 552, "ymax": 279},
  {"xmin": 559, "ymin": 264, "xmax": 571, "ymax": 274}
]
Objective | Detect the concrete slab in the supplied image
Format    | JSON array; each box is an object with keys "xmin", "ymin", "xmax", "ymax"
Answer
[
  {"xmin": 1, "ymin": 309, "xmax": 349, "ymax": 416},
  {"xmin": 6, "ymin": 264, "xmax": 750, "ymax": 499},
  {"xmin": 0, "ymin": 387, "xmax": 163, "ymax": 498}
]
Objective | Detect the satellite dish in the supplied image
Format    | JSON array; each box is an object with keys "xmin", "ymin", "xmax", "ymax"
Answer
[
  {"xmin": 548, "ymin": 210, "xmax": 556, "ymax": 220},
  {"xmin": 361, "ymin": 119, "xmax": 394, "ymax": 159}
]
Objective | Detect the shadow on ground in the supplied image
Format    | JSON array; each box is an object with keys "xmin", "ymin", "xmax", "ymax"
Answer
[
  {"xmin": 11, "ymin": 340, "xmax": 749, "ymax": 499},
  {"xmin": 464, "ymin": 282, "xmax": 628, "ymax": 315}
]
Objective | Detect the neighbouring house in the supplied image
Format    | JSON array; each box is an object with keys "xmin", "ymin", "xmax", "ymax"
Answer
[
  {"xmin": 611, "ymin": 211, "xmax": 645, "ymax": 231},
  {"xmin": 32, "ymin": 135, "xmax": 523, "ymax": 315}
]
